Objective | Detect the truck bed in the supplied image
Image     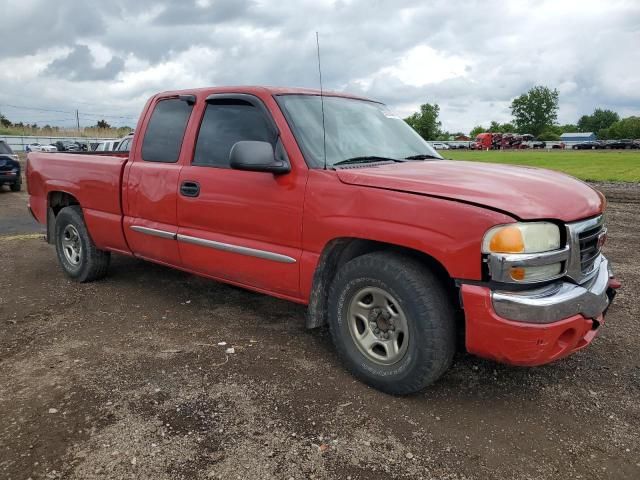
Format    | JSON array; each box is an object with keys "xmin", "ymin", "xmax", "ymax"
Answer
[{"xmin": 27, "ymin": 152, "xmax": 130, "ymax": 253}]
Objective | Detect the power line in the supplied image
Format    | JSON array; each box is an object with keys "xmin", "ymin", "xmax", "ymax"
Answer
[{"xmin": 0, "ymin": 102, "xmax": 138, "ymax": 120}]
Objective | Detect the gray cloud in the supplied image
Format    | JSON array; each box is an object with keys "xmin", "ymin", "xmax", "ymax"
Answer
[
  {"xmin": 45, "ymin": 45, "xmax": 125, "ymax": 81},
  {"xmin": 153, "ymin": 0, "xmax": 255, "ymax": 25},
  {"xmin": 0, "ymin": 0, "xmax": 639, "ymax": 131}
]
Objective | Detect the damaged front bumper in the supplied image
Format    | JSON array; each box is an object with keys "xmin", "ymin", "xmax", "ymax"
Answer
[{"xmin": 460, "ymin": 255, "xmax": 620, "ymax": 366}]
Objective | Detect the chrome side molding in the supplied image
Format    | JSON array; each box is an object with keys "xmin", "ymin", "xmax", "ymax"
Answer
[
  {"xmin": 130, "ymin": 225, "xmax": 177, "ymax": 240},
  {"xmin": 177, "ymin": 234, "xmax": 297, "ymax": 264},
  {"xmin": 130, "ymin": 225, "xmax": 296, "ymax": 264}
]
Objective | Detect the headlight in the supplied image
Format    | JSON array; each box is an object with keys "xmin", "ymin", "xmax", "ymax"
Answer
[
  {"xmin": 482, "ymin": 222, "xmax": 560, "ymax": 254},
  {"xmin": 483, "ymin": 222, "xmax": 565, "ymax": 283}
]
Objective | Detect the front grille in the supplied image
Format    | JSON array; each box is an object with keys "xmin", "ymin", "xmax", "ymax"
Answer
[{"xmin": 578, "ymin": 224, "xmax": 604, "ymax": 274}]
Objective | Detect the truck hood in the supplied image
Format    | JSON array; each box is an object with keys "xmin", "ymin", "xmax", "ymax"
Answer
[{"xmin": 335, "ymin": 160, "xmax": 604, "ymax": 222}]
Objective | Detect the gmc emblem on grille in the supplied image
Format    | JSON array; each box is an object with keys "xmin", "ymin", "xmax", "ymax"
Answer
[{"xmin": 597, "ymin": 230, "xmax": 607, "ymax": 249}]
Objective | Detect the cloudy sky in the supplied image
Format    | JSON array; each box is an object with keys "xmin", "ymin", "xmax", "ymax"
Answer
[{"xmin": 0, "ymin": 0, "xmax": 638, "ymax": 132}]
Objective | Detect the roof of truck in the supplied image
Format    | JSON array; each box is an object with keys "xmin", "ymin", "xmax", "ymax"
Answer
[{"xmin": 155, "ymin": 86, "xmax": 379, "ymax": 103}]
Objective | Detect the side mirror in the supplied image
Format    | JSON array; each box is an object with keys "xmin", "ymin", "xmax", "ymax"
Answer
[{"xmin": 229, "ymin": 141, "xmax": 290, "ymax": 174}]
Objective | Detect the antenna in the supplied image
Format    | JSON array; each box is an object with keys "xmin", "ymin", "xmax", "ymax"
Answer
[{"xmin": 316, "ymin": 31, "xmax": 327, "ymax": 170}]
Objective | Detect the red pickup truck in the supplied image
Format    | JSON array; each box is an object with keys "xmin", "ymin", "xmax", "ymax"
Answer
[{"xmin": 27, "ymin": 86, "xmax": 619, "ymax": 394}]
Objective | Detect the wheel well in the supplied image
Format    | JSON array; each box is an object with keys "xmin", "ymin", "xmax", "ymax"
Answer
[
  {"xmin": 46, "ymin": 192, "xmax": 80, "ymax": 243},
  {"xmin": 306, "ymin": 238, "xmax": 462, "ymax": 332}
]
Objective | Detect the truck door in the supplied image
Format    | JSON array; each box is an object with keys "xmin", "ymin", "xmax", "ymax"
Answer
[
  {"xmin": 176, "ymin": 94, "xmax": 305, "ymax": 298},
  {"xmin": 123, "ymin": 96, "xmax": 195, "ymax": 267}
]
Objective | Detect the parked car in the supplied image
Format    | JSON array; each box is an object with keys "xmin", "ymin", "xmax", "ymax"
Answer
[
  {"xmin": 25, "ymin": 143, "xmax": 57, "ymax": 153},
  {"xmin": 115, "ymin": 133, "xmax": 134, "ymax": 152},
  {"xmin": 522, "ymin": 140, "xmax": 546, "ymax": 149},
  {"xmin": 26, "ymin": 86, "xmax": 620, "ymax": 395},
  {"xmin": 93, "ymin": 140, "xmax": 120, "ymax": 152},
  {"xmin": 572, "ymin": 141, "xmax": 604, "ymax": 150},
  {"xmin": 551, "ymin": 142, "xmax": 566, "ymax": 149},
  {"xmin": 74, "ymin": 141, "xmax": 90, "ymax": 152},
  {"xmin": 446, "ymin": 142, "xmax": 468, "ymax": 149},
  {"xmin": 54, "ymin": 140, "xmax": 81, "ymax": 152},
  {"xmin": 604, "ymin": 139, "xmax": 636, "ymax": 149},
  {"xmin": 430, "ymin": 142, "xmax": 450, "ymax": 150},
  {"xmin": 0, "ymin": 140, "xmax": 21, "ymax": 191}
]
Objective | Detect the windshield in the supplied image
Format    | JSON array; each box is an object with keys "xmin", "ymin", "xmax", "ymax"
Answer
[{"xmin": 276, "ymin": 95, "xmax": 442, "ymax": 168}]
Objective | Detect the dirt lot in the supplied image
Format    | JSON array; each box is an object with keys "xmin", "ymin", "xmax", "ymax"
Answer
[{"xmin": 1, "ymin": 179, "xmax": 639, "ymax": 480}]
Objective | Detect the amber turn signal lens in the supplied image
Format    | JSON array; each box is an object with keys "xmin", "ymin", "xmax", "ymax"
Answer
[
  {"xmin": 489, "ymin": 226, "xmax": 524, "ymax": 253},
  {"xmin": 510, "ymin": 267, "xmax": 526, "ymax": 281}
]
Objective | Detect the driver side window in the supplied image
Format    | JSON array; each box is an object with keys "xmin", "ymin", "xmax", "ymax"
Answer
[{"xmin": 193, "ymin": 100, "xmax": 274, "ymax": 168}]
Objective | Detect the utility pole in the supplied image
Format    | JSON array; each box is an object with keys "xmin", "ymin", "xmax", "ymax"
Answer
[{"xmin": 76, "ymin": 109, "xmax": 80, "ymax": 133}]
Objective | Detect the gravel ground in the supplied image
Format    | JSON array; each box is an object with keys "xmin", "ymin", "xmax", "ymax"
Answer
[{"xmin": 0, "ymin": 179, "xmax": 638, "ymax": 480}]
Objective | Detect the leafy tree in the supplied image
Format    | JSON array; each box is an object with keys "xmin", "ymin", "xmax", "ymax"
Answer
[
  {"xmin": 404, "ymin": 103, "xmax": 442, "ymax": 140},
  {"xmin": 510, "ymin": 85, "xmax": 559, "ymax": 136},
  {"xmin": 0, "ymin": 114, "xmax": 12, "ymax": 128},
  {"xmin": 608, "ymin": 116, "xmax": 640, "ymax": 139},
  {"xmin": 557, "ymin": 124, "xmax": 579, "ymax": 134},
  {"xmin": 95, "ymin": 119, "xmax": 111, "ymax": 129},
  {"xmin": 487, "ymin": 121, "xmax": 516, "ymax": 133},
  {"xmin": 469, "ymin": 125, "xmax": 486, "ymax": 138},
  {"xmin": 538, "ymin": 130, "xmax": 561, "ymax": 141},
  {"xmin": 577, "ymin": 109, "xmax": 619, "ymax": 133}
]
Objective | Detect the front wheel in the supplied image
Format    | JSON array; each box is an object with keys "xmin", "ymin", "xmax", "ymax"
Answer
[
  {"xmin": 328, "ymin": 252, "xmax": 456, "ymax": 395},
  {"xmin": 55, "ymin": 206, "xmax": 110, "ymax": 282},
  {"xmin": 10, "ymin": 180, "xmax": 21, "ymax": 192}
]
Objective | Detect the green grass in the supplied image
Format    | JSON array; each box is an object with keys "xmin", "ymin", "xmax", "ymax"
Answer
[{"xmin": 444, "ymin": 150, "xmax": 640, "ymax": 182}]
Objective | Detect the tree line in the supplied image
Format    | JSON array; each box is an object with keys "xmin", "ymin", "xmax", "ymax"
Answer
[
  {"xmin": 406, "ymin": 86, "xmax": 640, "ymax": 141},
  {"xmin": 0, "ymin": 114, "xmax": 132, "ymax": 136}
]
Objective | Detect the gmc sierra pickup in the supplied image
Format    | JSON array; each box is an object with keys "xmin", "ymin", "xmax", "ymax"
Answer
[{"xmin": 27, "ymin": 86, "xmax": 619, "ymax": 394}]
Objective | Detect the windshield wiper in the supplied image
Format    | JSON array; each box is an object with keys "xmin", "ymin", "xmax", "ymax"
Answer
[
  {"xmin": 403, "ymin": 154, "xmax": 441, "ymax": 160},
  {"xmin": 333, "ymin": 156, "xmax": 405, "ymax": 167}
]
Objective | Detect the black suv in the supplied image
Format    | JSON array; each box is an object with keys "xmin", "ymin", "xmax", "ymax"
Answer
[
  {"xmin": 0, "ymin": 140, "xmax": 21, "ymax": 192},
  {"xmin": 604, "ymin": 139, "xmax": 636, "ymax": 149},
  {"xmin": 572, "ymin": 141, "xmax": 604, "ymax": 150}
]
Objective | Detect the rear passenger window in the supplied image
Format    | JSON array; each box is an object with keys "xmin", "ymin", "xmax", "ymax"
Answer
[
  {"xmin": 193, "ymin": 101, "xmax": 274, "ymax": 168},
  {"xmin": 142, "ymin": 98, "xmax": 193, "ymax": 163}
]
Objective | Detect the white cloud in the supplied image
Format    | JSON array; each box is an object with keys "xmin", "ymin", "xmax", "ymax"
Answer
[{"xmin": 0, "ymin": 0, "xmax": 638, "ymax": 132}]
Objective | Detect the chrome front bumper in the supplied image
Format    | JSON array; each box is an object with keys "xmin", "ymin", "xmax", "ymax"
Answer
[{"xmin": 492, "ymin": 255, "xmax": 616, "ymax": 323}]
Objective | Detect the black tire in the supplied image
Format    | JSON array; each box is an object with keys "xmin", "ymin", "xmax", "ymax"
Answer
[
  {"xmin": 327, "ymin": 252, "xmax": 456, "ymax": 395},
  {"xmin": 54, "ymin": 205, "xmax": 110, "ymax": 282},
  {"xmin": 10, "ymin": 180, "xmax": 21, "ymax": 192}
]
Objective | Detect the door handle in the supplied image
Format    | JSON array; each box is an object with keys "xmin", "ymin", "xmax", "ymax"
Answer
[{"xmin": 180, "ymin": 181, "xmax": 200, "ymax": 197}]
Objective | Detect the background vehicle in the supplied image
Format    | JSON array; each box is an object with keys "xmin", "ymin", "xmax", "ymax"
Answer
[
  {"xmin": 0, "ymin": 140, "xmax": 21, "ymax": 191},
  {"xmin": 430, "ymin": 142, "xmax": 450, "ymax": 150},
  {"xmin": 572, "ymin": 141, "xmax": 604, "ymax": 150},
  {"xmin": 54, "ymin": 140, "xmax": 81, "ymax": 152},
  {"xmin": 25, "ymin": 143, "xmax": 57, "ymax": 152},
  {"xmin": 26, "ymin": 86, "xmax": 619, "ymax": 395},
  {"xmin": 93, "ymin": 140, "xmax": 120, "ymax": 152},
  {"xmin": 446, "ymin": 142, "xmax": 469, "ymax": 149},
  {"xmin": 115, "ymin": 133, "xmax": 134, "ymax": 152},
  {"xmin": 604, "ymin": 139, "xmax": 636, "ymax": 149}
]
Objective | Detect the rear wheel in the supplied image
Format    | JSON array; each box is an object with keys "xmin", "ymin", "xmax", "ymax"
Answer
[
  {"xmin": 327, "ymin": 252, "xmax": 456, "ymax": 395},
  {"xmin": 55, "ymin": 206, "xmax": 110, "ymax": 282}
]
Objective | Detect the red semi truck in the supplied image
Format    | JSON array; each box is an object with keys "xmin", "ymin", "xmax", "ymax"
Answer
[{"xmin": 27, "ymin": 86, "xmax": 619, "ymax": 394}]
